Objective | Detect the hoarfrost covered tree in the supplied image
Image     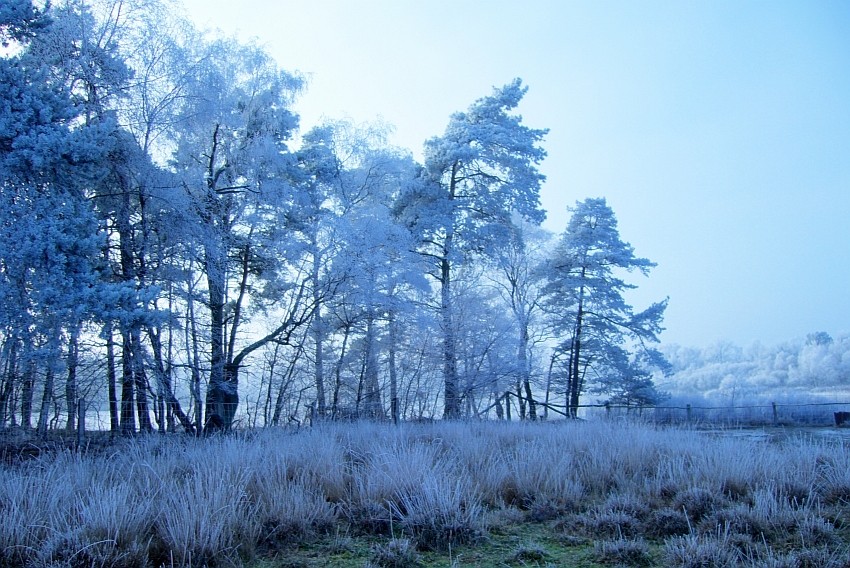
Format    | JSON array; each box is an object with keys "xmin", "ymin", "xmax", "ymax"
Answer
[
  {"xmin": 31, "ymin": 0, "xmax": 192, "ymax": 435},
  {"xmin": 488, "ymin": 218, "xmax": 552, "ymax": 420},
  {"xmin": 327, "ymin": 141, "xmax": 427, "ymax": 421},
  {"xmin": 395, "ymin": 79, "xmax": 547, "ymax": 418},
  {"xmin": 541, "ymin": 198, "xmax": 667, "ymax": 417},
  {"xmin": 0, "ymin": 0, "xmax": 115, "ymax": 432},
  {"xmin": 451, "ymin": 270, "xmax": 517, "ymax": 417},
  {"xmin": 173, "ymin": 36, "xmax": 305, "ymax": 432},
  {"xmin": 283, "ymin": 125, "xmax": 346, "ymax": 419}
]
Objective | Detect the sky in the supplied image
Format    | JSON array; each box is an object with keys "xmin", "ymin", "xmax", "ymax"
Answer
[{"xmin": 180, "ymin": 0, "xmax": 850, "ymax": 348}]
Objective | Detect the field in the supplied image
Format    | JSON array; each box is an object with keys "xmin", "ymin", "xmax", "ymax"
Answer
[{"xmin": 1, "ymin": 421, "xmax": 850, "ymax": 567}]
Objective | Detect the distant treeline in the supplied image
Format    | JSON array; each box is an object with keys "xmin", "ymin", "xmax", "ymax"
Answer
[{"xmin": 659, "ymin": 332, "xmax": 850, "ymax": 402}]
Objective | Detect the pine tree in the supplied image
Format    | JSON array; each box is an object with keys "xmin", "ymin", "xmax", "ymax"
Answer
[
  {"xmin": 541, "ymin": 198, "xmax": 667, "ymax": 417},
  {"xmin": 395, "ymin": 79, "xmax": 547, "ymax": 418}
]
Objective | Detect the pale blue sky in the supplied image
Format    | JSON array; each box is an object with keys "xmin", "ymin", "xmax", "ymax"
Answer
[{"xmin": 182, "ymin": 0, "xmax": 850, "ymax": 348}]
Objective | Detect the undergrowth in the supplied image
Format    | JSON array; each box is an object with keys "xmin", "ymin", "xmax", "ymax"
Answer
[{"xmin": 0, "ymin": 420, "xmax": 849, "ymax": 567}]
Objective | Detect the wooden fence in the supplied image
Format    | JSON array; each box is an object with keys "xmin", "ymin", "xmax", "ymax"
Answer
[{"xmin": 534, "ymin": 399, "xmax": 850, "ymax": 427}]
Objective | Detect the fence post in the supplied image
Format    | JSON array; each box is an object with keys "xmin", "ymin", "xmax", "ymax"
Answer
[
  {"xmin": 605, "ymin": 401, "xmax": 611, "ymax": 418},
  {"xmin": 76, "ymin": 397, "xmax": 85, "ymax": 448},
  {"xmin": 686, "ymin": 404, "xmax": 692, "ymax": 424},
  {"xmin": 772, "ymin": 402, "xmax": 778, "ymax": 426}
]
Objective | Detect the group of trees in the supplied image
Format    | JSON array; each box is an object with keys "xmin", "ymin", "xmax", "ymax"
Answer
[
  {"xmin": 0, "ymin": 0, "xmax": 668, "ymax": 434},
  {"xmin": 661, "ymin": 332, "xmax": 850, "ymax": 403}
]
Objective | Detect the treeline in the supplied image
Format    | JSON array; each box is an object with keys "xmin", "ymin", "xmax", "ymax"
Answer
[
  {"xmin": 660, "ymin": 332, "xmax": 850, "ymax": 403},
  {"xmin": 0, "ymin": 0, "xmax": 666, "ymax": 434}
]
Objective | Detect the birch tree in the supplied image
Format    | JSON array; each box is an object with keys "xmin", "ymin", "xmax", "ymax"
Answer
[
  {"xmin": 488, "ymin": 219, "xmax": 552, "ymax": 420},
  {"xmin": 173, "ymin": 36, "xmax": 304, "ymax": 431}
]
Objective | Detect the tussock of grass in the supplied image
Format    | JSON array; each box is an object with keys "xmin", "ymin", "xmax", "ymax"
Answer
[
  {"xmin": 1, "ymin": 420, "xmax": 849, "ymax": 566},
  {"xmin": 594, "ymin": 537, "xmax": 653, "ymax": 566},
  {"xmin": 367, "ymin": 537, "xmax": 422, "ymax": 568},
  {"xmin": 510, "ymin": 540, "xmax": 551, "ymax": 563},
  {"xmin": 663, "ymin": 530, "xmax": 741, "ymax": 568}
]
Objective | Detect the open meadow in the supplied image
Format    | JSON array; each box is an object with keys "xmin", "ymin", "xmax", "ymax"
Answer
[{"xmin": 2, "ymin": 420, "xmax": 850, "ymax": 567}]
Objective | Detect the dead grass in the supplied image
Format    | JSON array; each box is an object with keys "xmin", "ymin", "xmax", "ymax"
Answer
[{"xmin": 0, "ymin": 421, "xmax": 848, "ymax": 567}]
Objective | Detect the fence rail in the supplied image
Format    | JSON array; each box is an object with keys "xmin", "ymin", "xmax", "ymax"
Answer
[{"xmin": 562, "ymin": 400, "xmax": 850, "ymax": 427}]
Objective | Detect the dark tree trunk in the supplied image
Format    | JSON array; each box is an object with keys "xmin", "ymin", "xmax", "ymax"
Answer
[
  {"xmin": 133, "ymin": 331, "xmax": 153, "ymax": 433},
  {"xmin": 20, "ymin": 360, "xmax": 34, "ymax": 429},
  {"xmin": 65, "ymin": 325, "xmax": 80, "ymax": 432},
  {"xmin": 37, "ymin": 365, "xmax": 54, "ymax": 435},
  {"xmin": 388, "ymin": 313, "xmax": 399, "ymax": 424},
  {"xmin": 362, "ymin": 312, "xmax": 384, "ymax": 420},
  {"xmin": 569, "ymin": 281, "xmax": 586, "ymax": 419},
  {"xmin": 441, "ymin": 253, "xmax": 460, "ymax": 419},
  {"xmin": 120, "ymin": 333, "xmax": 136, "ymax": 435},
  {"xmin": 149, "ymin": 326, "xmax": 195, "ymax": 434},
  {"xmin": 204, "ymin": 229, "xmax": 233, "ymax": 432},
  {"xmin": 0, "ymin": 340, "xmax": 17, "ymax": 428},
  {"xmin": 105, "ymin": 323, "xmax": 119, "ymax": 432},
  {"xmin": 331, "ymin": 322, "xmax": 351, "ymax": 418}
]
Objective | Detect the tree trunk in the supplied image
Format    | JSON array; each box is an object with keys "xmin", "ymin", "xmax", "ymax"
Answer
[
  {"xmin": 120, "ymin": 332, "xmax": 136, "ymax": 435},
  {"xmin": 518, "ymin": 321, "xmax": 536, "ymax": 420},
  {"xmin": 263, "ymin": 342, "xmax": 280, "ymax": 426},
  {"xmin": 132, "ymin": 330, "xmax": 153, "ymax": 433},
  {"xmin": 362, "ymin": 311, "xmax": 383, "ymax": 420},
  {"xmin": 331, "ymin": 323, "xmax": 351, "ymax": 418},
  {"xmin": 441, "ymin": 253, "xmax": 460, "ymax": 419},
  {"xmin": 20, "ymin": 359, "xmax": 34, "ymax": 429},
  {"xmin": 543, "ymin": 353, "xmax": 556, "ymax": 421},
  {"xmin": 0, "ymin": 339, "xmax": 17, "ymax": 428},
  {"xmin": 186, "ymin": 271, "xmax": 203, "ymax": 435},
  {"xmin": 37, "ymin": 365, "xmax": 54, "ymax": 435},
  {"xmin": 271, "ymin": 356, "xmax": 298, "ymax": 426},
  {"xmin": 65, "ymin": 325, "xmax": 80, "ymax": 432},
  {"xmin": 149, "ymin": 326, "xmax": 195, "ymax": 434},
  {"xmin": 388, "ymin": 313, "xmax": 399, "ymax": 424},
  {"xmin": 204, "ymin": 232, "xmax": 236, "ymax": 432},
  {"xmin": 570, "ymin": 326, "xmax": 583, "ymax": 418},
  {"xmin": 568, "ymin": 280, "xmax": 586, "ymax": 419},
  {"xmin": 524, "ymin": 378, "xmax": 537, "ymax": 421},
  {"xmin": 311, "ymin": 242, "xmax": 327, "ymax": 417},
  {"xmin": 105, "ymin": 323, "xmax": 119, "ymax": 432},
  {"xmin": 516, "ymin": 379, "xmax": 526, "ymax": 420}
]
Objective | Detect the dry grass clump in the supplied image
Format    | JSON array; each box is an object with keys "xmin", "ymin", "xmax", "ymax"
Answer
[
  {"xmin": 509, "ymin": 541, "xmax": 552, "ymax": 564},
  {"xmin": 366, "ymin": 537, "xmax": 423, "ymax": 568},
  {"xmin": 663, "ymin": 529, "xmax": 741, "ymax": 568},
  {"xmin": 594, "ymin": 537, "xmax": 653, "ymax": 566},
  {"xmin": 673, "ymin": 486, "xmax": 727, "ymax": 523},
  {"xmin": 393, "ymin": 474, "xmax": 484, "ymax": 551},
  {"xmin": 580, "ymin": 509, "xmax": 643, "ymax": 539},
  {"xmin": 645, "ymin": 508, "xmax": 691, "ymax": 539}
]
